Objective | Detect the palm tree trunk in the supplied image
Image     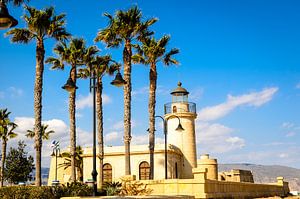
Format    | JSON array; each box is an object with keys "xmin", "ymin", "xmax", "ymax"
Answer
[
  {"xmin": 34, "ymin": 39, "xmax": 45, "ymax": 186},
  {"xmin": 69, "ymin": 66, "xmax": 77, "ymax": 182},
  {"xmin": 123, "ymin": 39, "xmax": 132, "ymax": 175},
  {"xmin": 0, "ymin": 140, "xmax": 7, "ymax": 187},
  {"xmin": 148, "ymin": 63, "xmax": 157, "ymax": 180},
  {"xmin": 96, "ymin": 77, "xmax": 104, "ymax": 188}
]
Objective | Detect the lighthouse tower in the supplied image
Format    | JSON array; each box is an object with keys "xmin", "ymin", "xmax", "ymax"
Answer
[{"xmin": 164, "ymin": 82, "xmax": 197, "ymax": 179}]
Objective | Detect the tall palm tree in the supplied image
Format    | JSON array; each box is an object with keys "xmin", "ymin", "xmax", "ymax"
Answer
[
  {"xmin": 0, "ymin": 109, "xmax": 18, "ymax": 187},
  {"xmin": 46, "ymin": 38, "xmax": 90, "ymax": 182},
  {"xmin": 95, "ymin": 6, "xmax": 157, "ymax": 175},
  {"xmin": 79, "ymin": 54, "xmax": 119, "ymax": 188},
  {"xmin": 26, "ymin": 124, "xmax": 54, "ymax": 141},
  {"xmin": 132, "ymin": 35, "xmax": 179, "ymax": 179},
  {"xmin": 5, "ymin": 6, "xmax": 70, "ymax": 186}
]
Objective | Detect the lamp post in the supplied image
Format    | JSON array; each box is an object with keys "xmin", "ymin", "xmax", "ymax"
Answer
[
  {"xmin": 155, "ymin": 115, "xmax": 184, "ymax": 179},
  {"xmin": 63, "ymin": 66, "xmax": 125, "ymax": 196},
  {"xmin": 0, "ymin": 1, "xmax": 18, "ymax": 30},
  {"xmin": 51, "ymin": 140, "xmax": 60, "ymax": 186}
]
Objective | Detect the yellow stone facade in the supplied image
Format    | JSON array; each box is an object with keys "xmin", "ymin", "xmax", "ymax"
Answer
[{"xmin": 49, "ymin": 82, "xmax": 290, "ymax": 198}]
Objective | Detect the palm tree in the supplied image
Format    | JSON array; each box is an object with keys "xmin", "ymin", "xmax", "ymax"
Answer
[
  {"xmin": 79, "ymin": 54, "xmax": 119, "ymax": 188},
  {"xmin": 5, "ymin": 6, "xmax": 70, "ymax": 186},
  {"xmin": 0, "ymin": 109, "xmax": 18, "ymax": 187},
  {"xmin": 26, "ymin": 123, "xmax": 54, "ymax": 141},
  {"xmin": 95, "ymin": 6, "xmax": 157, "ymax": 175},
  {"xmin": 132, "ymin": 35, "xmax": 179, "ymax": 179},
  {"xmin": 58, "ymin": 146, "xmax": 83, "ymax": 182},
  {"xmin": 46, "ymin": 38, "xmax": 90, "ymax": 182}
]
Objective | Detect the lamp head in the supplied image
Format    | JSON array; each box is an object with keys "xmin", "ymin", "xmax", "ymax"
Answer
[
  {"xmin": 111, "ymin": 72, "xmax": 126, "ymax": 87},
  {"xmin": 62, "ymin": 77, "xmax": 78, "ymax": 92},
  {"xmin": 175, "ymin": 123, "xmax": 184, "ymax": 131},
  {"xmin": 0, "ymin": 2, "xmax": 18, "ymax": 30}
]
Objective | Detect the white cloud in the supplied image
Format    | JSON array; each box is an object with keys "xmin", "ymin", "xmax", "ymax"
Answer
[
  {"xmin": 296, "ymin": 83, "xmax": 300, "ymax": 89},
  {"xmin": 197, "ymin": 87, "xmax": 278, "ymax": 122},
  {"xmin": 132, "ymin": 86, "xmax": 148, "ymax": 97},
  {"xmin": 286, "ymin": 131, "xmax": 296, "ymax": 137},
  {"xmin": 110, "ymin": 120, "xmax": 137, "ymax": 131},
  {"xmin": 12, "ymin": 117, "xmax": 92, "ymax": 167},
  {"xmin": 189, "ymin": 87, "xmax": 204, "ymax": 101},
  {"xmin": 111, "ymin": 121, "xmax": 124, "ymax": 131},
  {"xmin": 280, "ymin": 122, "xmax": 299, "ymax": 137},
  {"xmin": 279, "ymin": 153, "xmax": 289, "ymax": 158},
  {"xmin": 8, "ymin": 87, "xmax": 23, "ymax": 98},
  {"xmin": 281, "ymin": 122, "xmax": 294, "ymax": 129},
  {"xmin": 263, "ymin": 142, "xmax": 286, "ymax": 146},
  {"xmin": 132, "ymin": 85, "xmax": 169, "ymax": 97},
  {"xmin": 76, "ymin": 93, "xmax": 111, "ymax": 110},
  {"xmin": 196, "ymin": 122, "xmax": 245, "ymax": 153},
  {"xmin": 130, "ymin": 134, "xmax": 164, "ymax": 145},
  {"xmin": 105, "ymin": 131, "xmax": 122, "ymax": 143}
]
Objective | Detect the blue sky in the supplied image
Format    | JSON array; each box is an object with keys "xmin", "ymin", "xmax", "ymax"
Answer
[{"xmin": 1, "ymin": 0, "xmax": 300, "ymax": 168}]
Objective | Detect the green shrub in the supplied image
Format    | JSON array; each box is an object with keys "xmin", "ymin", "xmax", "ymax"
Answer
[
  {"xmin": 0, "ymin": 182, "xmax": 93, "ymax": 199},
  {"xmin": 103, "ymin": 181, "xmax": 122, "ymax": 196}
]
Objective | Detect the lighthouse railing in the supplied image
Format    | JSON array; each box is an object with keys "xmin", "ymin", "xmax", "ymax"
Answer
[{"xmin": 164, "ymin": 102, "xmax": 196, "ymax": 114}]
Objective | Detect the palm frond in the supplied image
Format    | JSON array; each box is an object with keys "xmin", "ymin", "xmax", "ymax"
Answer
[
  {"xmin": 5, "ymin": 28, "xmax": 35, "ymax": 43},
  {"xmin": 45, "ymin": 57, "xmax": 64, "ymax": 70},
  {"xmin": 132, "ymin": 54, "xmax": 146, "ymax": 65},
  {"xmin": 163, "ymin": 48, "xmax": 179, "ymax": 66}
]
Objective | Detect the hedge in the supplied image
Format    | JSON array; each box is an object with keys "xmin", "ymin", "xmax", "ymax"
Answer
[{"xmin": 0, "ymin": 182, "xmax": 93, "ymax": 199}]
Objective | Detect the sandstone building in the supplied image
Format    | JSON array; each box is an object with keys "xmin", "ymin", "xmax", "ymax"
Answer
[{"xmin": 48, "ymin": 82, "xmax": 289, "ymax": 198}]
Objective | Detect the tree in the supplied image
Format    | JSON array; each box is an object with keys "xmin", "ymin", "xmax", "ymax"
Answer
[
  {"xmin": 79, "ymin": 54, "xmax": 119, "ymax": 188},
  {"xmin": 26, "ymin": 124, "xmax": 54, "ymax": 140},
  {"xmin": 132, "ymin": 35, "xmax": 179, "ymax": 179},
  {"xmin": 5, "ymin": 6, "xmax": 70, "ymax": 186},
  {"xmin": 58, "ymin": 146, "xmax": 83, "ymax": 182},
  {"xmin": 4, "ymin": 141, "xmax": 34, "ymax": 185},
  {"xmin": 46, "ymin": 38, "xmax": 91, "ymax": 182},
  {"xmin": 95, "ymin": 6, "xmax": 157, "ymax": 175},
  {"xmin": 0, "ymin": 109, "xmax": 18, "ymax": 187}
]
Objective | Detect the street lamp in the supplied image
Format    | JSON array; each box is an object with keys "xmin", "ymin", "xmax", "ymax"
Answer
[
  {"xmin": 155, "ymin": 115, "xmax": 184, "ymax": 179},
  {"xmin": 51, "ymin": 140, "xmax": 60, "ymax": 186},
  {"xmin": 0, "ymin": 1, "xmax": 18, "ymax": 30},
  {"xmin": 62, "ymin": 67, "xmax": 78, "ymax": 92},
  {"xmin": 89, "ymin": 69, "xmax": 125, "ymax": 196},
  {"xmin": 63, "ymin": 66, "xmax": 126, "ymax": 196}
]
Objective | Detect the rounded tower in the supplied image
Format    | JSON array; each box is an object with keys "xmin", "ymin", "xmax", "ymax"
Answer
[
  {"xmin": 197, "ymin": 154, "xmax": 218, "ymax": 180},
  {"xmin": 164, "ymin": 82, "xmax": 197, "ymax": 179}
]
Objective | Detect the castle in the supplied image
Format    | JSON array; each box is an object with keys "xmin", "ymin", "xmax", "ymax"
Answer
[{"xmin": 48, "ymin": 82, "xmax": 290, "ymax": 198}]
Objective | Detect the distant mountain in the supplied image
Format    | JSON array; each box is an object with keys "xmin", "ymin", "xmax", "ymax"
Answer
[{"xmin": 219, "ymin": 164, "xmax": 300, "ymax": 191}]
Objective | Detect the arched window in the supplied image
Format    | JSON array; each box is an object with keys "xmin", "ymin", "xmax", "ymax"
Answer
[
  {"xmin": 139, "ymin": 161, "xmax": 150, "ymax": 180},
  {"xmin": 172, "ymin": 106, "xmax": 177, "ymax": 113},
  {"xmin": 175, "ymin": 162, "xmax": 178, "ymax": 178},
  {"xmin": 103, "ymin": 163, "xmax": 112, "ymax": 183}
]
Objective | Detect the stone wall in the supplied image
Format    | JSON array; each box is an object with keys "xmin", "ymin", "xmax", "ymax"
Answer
[{"xmin": 142, "ymin": 168, "xmax": 289, "ymax": 199}]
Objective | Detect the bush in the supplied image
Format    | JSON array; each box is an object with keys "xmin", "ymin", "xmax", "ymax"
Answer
[
  {"xmin": 103, "ymin": 181, "xmax": 122, "ymax": 196},
  {"xmin": 119, "ymin": 177, "xmax": 152, "ymax": 196},
  {"xmin": 0, "ymin": 182, "xmax": 93, "ymax": 199}
]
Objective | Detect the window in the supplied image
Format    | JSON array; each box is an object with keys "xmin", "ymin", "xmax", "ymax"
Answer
[
  {"xmin": 175, "ymin": 162, "xmax": 178, "ymax": 178},
  {"xmin": 103, "ymin": 163, "xmax": 112, "ymax": 183},
  {"xmin": 173, "ymin": 106, "xmax": 177, "ymax": 113},
  {"xmin": 139, "ymin": 161, "xmax": 150, "ymax": 180}
]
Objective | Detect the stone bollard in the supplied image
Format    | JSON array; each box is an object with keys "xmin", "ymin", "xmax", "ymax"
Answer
[
  {"xmin": 192, "ymin": 168, "xmax": 207, "ymax": 182},
  {"xmin": 277, "ymin": 176, "xmax": 284, "ymax": 186}
]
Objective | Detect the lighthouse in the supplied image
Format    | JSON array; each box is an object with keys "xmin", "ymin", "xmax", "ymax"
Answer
[{"xmin": 164, "ymin": 82, "xmax": 197, "ymax": 179}]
